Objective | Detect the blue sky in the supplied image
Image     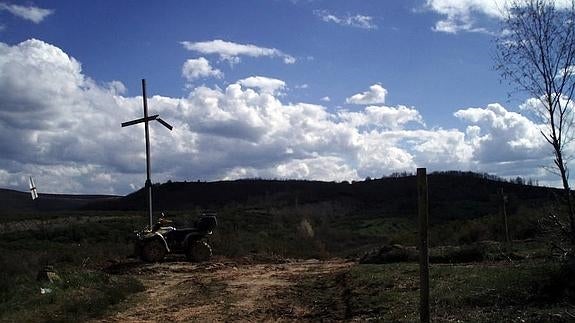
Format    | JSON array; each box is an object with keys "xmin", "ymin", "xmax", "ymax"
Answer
[
  {"xmin": 4, "ymin": 1, "xmax": 509, "ymax": 117},
  {"xmin": 0, "ymin": 0, "xmax": 568, "ymax": 194}
]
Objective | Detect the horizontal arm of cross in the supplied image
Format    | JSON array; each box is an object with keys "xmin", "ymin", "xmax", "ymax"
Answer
[
  {"xmin": 156, "ymin": 117, "xmax": 173, "ymax": 130},
  {"xmin": 121, "ymin": 114, "xmax": 159, "ymax": 127}
]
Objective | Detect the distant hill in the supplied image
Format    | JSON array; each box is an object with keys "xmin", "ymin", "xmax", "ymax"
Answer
[
  {"xmin": 83, "ymin": 171, "xmax": 562, "ymax": 223},
  {"xmin": 0, "ymin": 171, "xmax": 564, "ymax": 255},
  {"xmin": 0, "ymin": 188, "xmax": 120, "ymax": 215}
]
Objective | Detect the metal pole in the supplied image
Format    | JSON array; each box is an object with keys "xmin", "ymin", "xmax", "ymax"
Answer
[
  {"xmin": 417, "ymin": 168, "xmax": 430, "ymax": 323},
  {"xmin": 142, "ymin": 79, "xmax": 153, "ymax": 228}
]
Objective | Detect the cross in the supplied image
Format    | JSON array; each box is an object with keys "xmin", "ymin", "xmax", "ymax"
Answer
[
  {"xmin": 122, "ymin": 79, "xmax": 173, "ymax": 229},
  {"xmin": 29, "ymin": 176, "xmax": 38, "ymax": 200}
]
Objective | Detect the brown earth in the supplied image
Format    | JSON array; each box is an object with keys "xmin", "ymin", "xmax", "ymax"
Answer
[{"xmin": 95, "ymin": 257, "xmax": 353, "ymax": 322}]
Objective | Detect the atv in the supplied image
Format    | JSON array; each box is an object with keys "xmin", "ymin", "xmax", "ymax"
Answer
[{"xmin": 134, "ymin": 212, "xmax": 217, "ymax": 263}]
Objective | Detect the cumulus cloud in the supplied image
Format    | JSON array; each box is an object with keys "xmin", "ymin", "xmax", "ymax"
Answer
[
  {"xmin": 314, "ymin": 10, "xmax": 377, "ymax": 30},
  {"xmin": 106, "ymin": 81, "xmax": 127, "ymax": 95},
  {"xmin": 426, "ymin": 0, "xmax": 497, "ymax": 34},
  {"xmin": 339, "ymin": 105, "xmax": 424, "ymax": 130},
  {"xmin": 181, "ymin": 39, "xmax": 296, "ymax": 65},
  {"xmin": 237, "ymin": 76, "xmax": 286, "ymax": 95},
  {"xmin": 346, "ymin": 84, "xmax": 387, "ymax": 105},
  {"xmin": 0, "ymin": 39, "xmax": 147, "ymax": 193},
  {"xmin": 356, "ymin": 132, "xmax": 415, "ymax": 177},
  {"xmin": 0, "ymin": 3, "xmax": 53, "ymax": 23},
  {"xmin": 425, "ymin": 0, "xmax": 573, "ymax": 34},
  {"xmin": 454, "ymin": 103, "xmax": 547, "ymax": 163},
  {"xmin": 182, "ymin": 57, "xmax": 223, "ymax": 81},
  {"xmin": 222, "ymin": 156, "xmax": 358, "ymax": 182},
  {"xmin": 0, "ymin": 39, "xmax": 562, "ymax": 194}
]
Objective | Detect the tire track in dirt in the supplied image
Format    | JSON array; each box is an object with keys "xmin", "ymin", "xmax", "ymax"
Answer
[{"xmin": 96, "ymin": 258, "xmax": 353, "ymax": 322}]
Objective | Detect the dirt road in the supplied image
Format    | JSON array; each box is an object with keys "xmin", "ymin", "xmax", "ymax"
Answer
[{"xmin": 97, "ymin": 258, "xmax": 353, "ymax": 322}]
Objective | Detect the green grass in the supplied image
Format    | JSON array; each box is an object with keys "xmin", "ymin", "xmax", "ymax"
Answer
[
  {"xmin": 0, "ymin": 205, "xmax": 568, "ymax": 322},
  {"xmin": 294, "ymin": 260, "xmax": 574, "ymax": 322},
  {"xmin": 0, "ymin": 211, "xmax": 147, "ymax": 322},
  {"xmin": 0, "ymin": 270, "xmax": 144, "ymax": 323},
  {"xmin": 430, "ymin": 262, "xmax": 574, "ymax": 321},
  {"xmin": 345, "ymin": 263, "xmax": 420, "ymax": 321}
]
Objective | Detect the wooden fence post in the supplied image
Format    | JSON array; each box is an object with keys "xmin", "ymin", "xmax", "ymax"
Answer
[
  {"xmin": 500, "ymin": 188, "xmax": 510, "ymax": 246},
  {"xmin": 417, "ymin": 168, "xmax": 430, "ymax": 323}
]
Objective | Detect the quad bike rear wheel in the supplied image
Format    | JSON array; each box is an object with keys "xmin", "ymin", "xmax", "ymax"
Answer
[
  {"xmin": 140, "ymin": 239, "xmax": 167, "ymax": 262},
  {"xmin": 186, "ymin": 241, "xmax": 212, "ymax": 262}
]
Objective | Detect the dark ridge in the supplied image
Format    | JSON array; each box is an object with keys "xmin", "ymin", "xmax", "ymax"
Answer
[
  {"xmin": 81, "ymin": 171, "xmax": 562, "ymax": 223},
  {"xmin": 0, "ymin": 188, "xmax": 120, "ymax": 215}
]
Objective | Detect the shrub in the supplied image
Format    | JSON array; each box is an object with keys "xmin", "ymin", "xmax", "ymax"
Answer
[{"xmin": 359, "ymin": 244, "xmax": 417, "ymax": 264}]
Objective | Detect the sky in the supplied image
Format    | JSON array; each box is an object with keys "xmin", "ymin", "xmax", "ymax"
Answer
[{"xmin": 0, "ymin": 0, "xmax": 571, "ymax": 194}]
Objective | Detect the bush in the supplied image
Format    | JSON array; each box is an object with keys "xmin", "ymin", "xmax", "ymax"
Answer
[{"xmin": 359, "ymin": 244, "xmax": 417, "ymax": 264}]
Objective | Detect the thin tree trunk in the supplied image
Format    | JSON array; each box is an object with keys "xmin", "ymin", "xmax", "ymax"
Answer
[{"xmin": 557, "ymin": 152, "xmax": 575, "ymax": 243}]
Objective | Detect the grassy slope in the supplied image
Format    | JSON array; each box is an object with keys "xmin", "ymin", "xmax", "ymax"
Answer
[
  {"xmin": 0, "ymin": 212, "xmax": 145, "ymax": 323},
  {"xmin": 293, "ymin": 260, "xmax": 573, "ymax": 322}
]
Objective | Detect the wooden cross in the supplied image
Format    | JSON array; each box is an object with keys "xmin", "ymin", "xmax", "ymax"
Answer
[{"xmin": 122, "ymin": 79, "xmax": 173, "ymax": 228}]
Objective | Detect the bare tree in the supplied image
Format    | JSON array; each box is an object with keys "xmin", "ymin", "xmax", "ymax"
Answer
[{"xmin": 495, "ymin": 0, "xmax": 575, "ymax": 242}]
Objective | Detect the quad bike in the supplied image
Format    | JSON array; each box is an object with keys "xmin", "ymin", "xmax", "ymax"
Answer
[{"xmin": 134, "ymin": 212, "xmax": 217, "ymax": 263}]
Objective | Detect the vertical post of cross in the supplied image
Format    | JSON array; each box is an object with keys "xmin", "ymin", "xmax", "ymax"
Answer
[
  {"xmin": 122, "ymin": 79, "xmax": 173, "ymax": 229},
  {"xmin": 142, "ymin": 79, "xmax": 153, "ymax": 229},
  {"xmin": 417, "ymin": 167, "xmax": 430, "ymax": 323}
]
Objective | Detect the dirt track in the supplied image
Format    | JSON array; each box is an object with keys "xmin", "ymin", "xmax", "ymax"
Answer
[{"xmin": 97, "ymin": 258, "xmax": 353, "ymax": 322}]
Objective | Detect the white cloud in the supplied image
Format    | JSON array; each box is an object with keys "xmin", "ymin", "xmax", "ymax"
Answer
[
  {"xmin": 181, "ymin": 39, "xmax": 296, "ymax": 65},
  {"xmin": 314, "ymin": 10, "xmax": 377, "ymax": 30},
  {"xmin": 427, "ymin": 0, "xmax": 496, "ymax": 34},
  {"xmin": 425, "ymin": 0, "xmax": 573, "ymax": 34},
  {"xmin": 0, "ymin": 3, "xmax": 53, "ymax": 23},
  {"xmin": 237, "ymin": 76, "xmax": 286, "ymax": 95},
  {"xmin": 0, "ymin": 39, "xmax": 146, "ymax": 193},
  {"xmin": 320, "ymin": 96, "xmax": 331, "ymax": 102},
  {"xmin": 357, "ymin": 132, "xmax": 415, "ymax": 177},
  {"xmin": 182, "ymin": 57, "xmax": 223, "ymax": 81},
  {"xmin": 425, "ymin": 0, "xmax": 503, "ymax": 34},
  {"xmin": 275, "ymin": 156, "xmax": 358, "ymax": 181},
  {"xmin": 560, "ymin": 65, "xmax": 575, "ymax": 78},
  {"xmin": 0, "ymin": 39, "xmax": 563, "ymax": 194},
  {"xmin": 339, "ymin": 105, "xmax": 424, "ymax": 130},
  {"xmin": 454, "ymin": 103, "xmax": 547, "ymax": 163},
  {"xmin": 106, "ymin": 81, "xmax": 127, "ymax": 95},
  {"xmin": 346, "ymin": 84, "xmax": 388, "ymax": 105}
]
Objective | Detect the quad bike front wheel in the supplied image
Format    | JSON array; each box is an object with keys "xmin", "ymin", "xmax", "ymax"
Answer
[
  {"xmin": 186, "ymin": 241, "xmax": 212, "ymax": 262},
  {"xmin": 140, "ymin": 239, "xmax": 167, "ymax": 262}
]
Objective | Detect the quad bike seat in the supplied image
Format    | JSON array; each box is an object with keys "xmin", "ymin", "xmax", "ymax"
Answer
[
  {"xmin": 161, "ymin": 215, "xmax": 217, "ymax": 241},
  {"xmin": 167, "ymin": 228, "xmax": 199, "ymax": 241}
]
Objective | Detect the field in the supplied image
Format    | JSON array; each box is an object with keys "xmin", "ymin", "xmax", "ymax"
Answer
[
  {"xmin": 1, "ymin": 174, "xmax": 574, "ymax": 322},
  {"xmin": 0, "ymin": 208, "xmax": 574, "ymax": 322}
]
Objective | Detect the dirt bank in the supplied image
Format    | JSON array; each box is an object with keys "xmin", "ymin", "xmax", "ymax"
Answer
[{"xmin": 96, "ymin": 258, "xmax": 352, "ymax": 322}]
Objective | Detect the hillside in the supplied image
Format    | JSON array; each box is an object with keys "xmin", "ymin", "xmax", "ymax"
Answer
[
  {"xmin": 0, "ymin": 188, "xmax": 119, "ymax": 215},
  {"xmin": 83, "ymin": 171, "xmax": 561, "ymax": 223}
]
